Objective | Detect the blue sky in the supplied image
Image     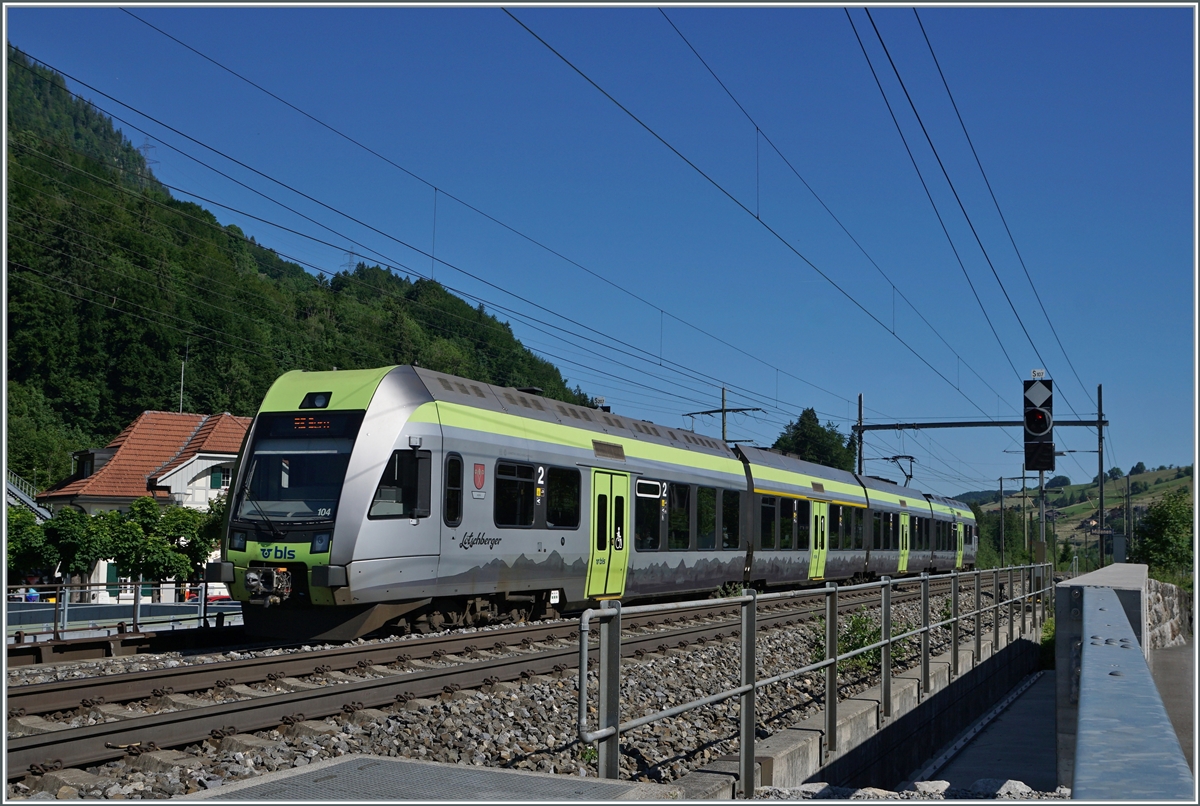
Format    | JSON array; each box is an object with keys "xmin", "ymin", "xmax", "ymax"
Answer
[{"xmin": 6, "ymin": 5, "xmax": 1195, "ymax": 497}]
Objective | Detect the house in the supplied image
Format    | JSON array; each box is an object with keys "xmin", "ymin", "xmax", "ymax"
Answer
[{"xmin": 37, "ymin": 411, "xmax": 251, "ymax": 515}]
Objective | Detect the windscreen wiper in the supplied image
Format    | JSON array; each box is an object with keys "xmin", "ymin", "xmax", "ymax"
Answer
[{"xmin": 239, "ymin": 460, "xmax": 285, "ymax": 540}]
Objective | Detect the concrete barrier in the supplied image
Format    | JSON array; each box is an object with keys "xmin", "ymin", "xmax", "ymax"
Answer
[
  {"xmin": 1054, "ymin": 563, "xmax": 1148, "ymax": 787},
  {"xmin": 677, "ymin": 622, "xmax": 1041, "ymax": 792}
]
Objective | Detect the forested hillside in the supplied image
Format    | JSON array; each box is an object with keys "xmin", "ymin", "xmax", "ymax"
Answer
[{"xmin": 6, "ymin": 44, "xmax": 592, "ymax": 491}]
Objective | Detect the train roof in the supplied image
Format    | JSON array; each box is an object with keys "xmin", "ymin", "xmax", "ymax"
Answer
[
  {"xmin": 736, "ymin": 445, "xmax": 868, "ymax": 507},
  {"xmin": 411, "ymin": 366, "xmax": 736, "ymax": 460}
]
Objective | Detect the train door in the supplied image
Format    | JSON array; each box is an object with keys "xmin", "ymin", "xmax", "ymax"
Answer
[
  {"xmin": 585, "ymin": 470, "xmax": 630, "ymax": 598},
  {"xmin": 898, "ymin": 512, "xmax": 911, "ymax": 574},
  {"xmin": 955, "ymin": 522, "xmax": 964, "ymax": 569},
  {"xmin": 809, "ymin": 501, "xmax": 828, "ymax": 580}
]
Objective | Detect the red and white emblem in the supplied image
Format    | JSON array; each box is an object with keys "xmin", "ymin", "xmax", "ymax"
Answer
[{"xmin": 474, "ymin": 463, "xmax": 485, "ymax": 490}]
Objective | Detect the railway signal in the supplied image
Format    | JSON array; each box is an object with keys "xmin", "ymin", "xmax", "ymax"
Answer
[{"xmin": 1023, "ymin": 376, "xmax": 1054, "ymax": 472}]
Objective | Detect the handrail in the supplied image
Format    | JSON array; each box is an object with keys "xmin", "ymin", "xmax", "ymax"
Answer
[
  {"xmin": 6, "ymin": 580, "xmax": 236, "ymax": 641},
  {"xmin": 578, "ymin": 563, "xmax": 1053, "ymax": 796}
]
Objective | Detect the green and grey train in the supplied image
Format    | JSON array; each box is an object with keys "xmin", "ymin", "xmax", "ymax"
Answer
[{"xmin": 206, "ymin": 366, "xmax": 977, "ymax": 640}]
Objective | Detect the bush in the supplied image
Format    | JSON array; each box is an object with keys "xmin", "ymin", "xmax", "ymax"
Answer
[{"xmin": 1040, "ymin": 617, "xmax": 1055, "ymax": 669}]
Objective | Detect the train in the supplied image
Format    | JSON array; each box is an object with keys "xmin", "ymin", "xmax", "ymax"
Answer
[{"xmin": 206, "ymin": 365, "xmax": 977, "ymax": 640}]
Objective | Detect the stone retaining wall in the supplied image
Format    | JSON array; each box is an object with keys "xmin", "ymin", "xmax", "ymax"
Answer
[{"xmin": 1146, "ymin": 578, "xmax": 1192, "ymax": 649}]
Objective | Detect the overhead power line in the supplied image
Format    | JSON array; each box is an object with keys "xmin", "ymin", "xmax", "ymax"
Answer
[
  {"xmin": 912, "ymin": 8, "xmax": 1097, "ymax": 412},
  {"xmin": 503, "ymin": 8, "xmax": 1007, "ymax": 429}
]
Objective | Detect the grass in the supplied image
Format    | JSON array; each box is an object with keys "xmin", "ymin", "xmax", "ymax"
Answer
[{"xmin": 1040, "ymin": 617, "xmax": 1055, "ymax": 670}]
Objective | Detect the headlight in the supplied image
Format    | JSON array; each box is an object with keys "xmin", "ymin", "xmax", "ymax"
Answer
[
  {"xmin": 229, "ymin": 531, "xmax": 247, "ymax": 551},
  {"xmin": 311, "ymin": 532, "xmax": 331, "ymax": 553}
]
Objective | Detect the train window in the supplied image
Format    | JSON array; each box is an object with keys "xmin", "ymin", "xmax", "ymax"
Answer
[
  {"xmin": 494, "ymin": 462, "xmax": 536, "ymax": 528},
  {"xmin": 828, "ymin": 505, "xmax": 842, "ymax": 550},
  {"xmin": 635, "ymin": 492, "xmax": 661, "ymax": 551},
  {"xmin": 796, "ymin": 500, "xmax": 810, "ymax": 550},
  {"xmin": 891, "ymin": 513, "xmax": 901, "ymax": 550},
  {"xmin": 636, "ymin": 480, "xmax": 662, "ymax": 498},
  {"xmin": 444, "ymin": 454, "xmax": 463, "ymax": 527},
  {"xmin": 760, "ymin": 496, "xmax": 777, "ymax": 550},
  {"xmin": 369, "ymin": 450, "xmax": 431, "ymax": 519},
  {"xmin": 721, "ymin": 490, "xmax": 741, "ymax": 549},
  {"xmin": 546, "ymin": 467, "xmax": 581, "ymax": 528},
  {"xmin": 597, "ymin": 494, "xmax": 608, "ymax": 551},
  {"xmin": 697, "ymin": 487, "xmax": 717, "ymax": 550},
  {"xmin": 780, "ymin": 499, "xmax": 794, "ymax": 550},
  {"xmin": 852, "ymin": 508, "xmax": 864, "ymax": 549},
  {"xmin": 872, "ymin": 511, "xmax": 882, "ymax": 550},
  {"xmin": 614, "ymin": 495, "xmax": 625, "ymax": 550},
  {"xmin": 668, "ymin": 484, "xmax": 691, "ymax": 550}
]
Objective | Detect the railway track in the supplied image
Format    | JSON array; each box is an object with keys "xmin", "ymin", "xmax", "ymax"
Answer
[{"xmin": 7, "ymin": 576, "xmax": 997, "ymax": 779}]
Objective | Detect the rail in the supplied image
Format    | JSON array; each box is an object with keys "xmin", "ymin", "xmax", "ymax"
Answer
[
  {"xmin": 6, "ymin": 581, "xmax": 238, "ymax": 642},
  {"xmin": 577, "ymin": 564, "xmax": 1052, "ymax": 797}
]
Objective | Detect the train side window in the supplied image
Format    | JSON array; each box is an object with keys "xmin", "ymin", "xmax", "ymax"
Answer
[
  {"xmin": 872, "ymin": 510, "xmax": 882, "ymax": 550},
  {"xmin": 597, "ymin": 494, "xmax": 608, "ymax": 551},
  {"xmin": 495, "ymin": 461, "xmax": 536, "ymax": 528},
  {"xmin": 779, "ymin": 499, "xmax": 794, "ymax": 550},
  {"xmin": 369, "ymin": 450, "xmax": 431, "ymax": 519},
  {"xmin": 635, "ymin": 488, "xmax": 661, "ymax": 551},
  {"xmin": 828, "ymin": 505, "xmax": 842, "ymax": 550},
  {"xmin": 852, "ymin": 508, "xmax": 863, "ymax": 549},
  {"xmin": 546, "ymin": 467, "xmax": 581, "ymax": 528},
  {"xmin": 721, "ymin": 490, "xmax": 741, "ymax": 549},
  {"xmin": 697, "ymin": 487, "xmax": 717, "ymax": 550},
  {"xmin": 444, "ymin": 454, "xmax": 463, "ymax": 527},
  {"xmin": 760, "ymin": 496, "xmax": 777, "ymax": 550},
  {"xmin": 796, "ymin": 499, "xmax": 810, "ymax": 550},
  {"xmin": 892, "ymin": 513, "xmax": 901, "ymax": 550},
  {"xmin": 668, "ymin": 483, "xmax": 691, "ymax": 550}
]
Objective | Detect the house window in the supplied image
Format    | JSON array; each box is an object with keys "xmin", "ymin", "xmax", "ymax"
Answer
[{"xmin": 211, "ymin": 467, "xmax": 231, "ymax": 489}]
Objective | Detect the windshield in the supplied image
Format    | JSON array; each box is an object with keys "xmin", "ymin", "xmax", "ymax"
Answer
[{"xmin": 235, "ymin": 411, "xmax": 363, "ymax": 523}]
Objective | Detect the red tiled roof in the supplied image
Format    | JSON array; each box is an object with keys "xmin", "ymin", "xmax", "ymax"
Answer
[
  {"xmin": 37, "ymin": 411, "xmax": 250, "ymax": 504},
  {"xmin": 153, "ymin": 413, "xmax": 252, "ymax": 480}
]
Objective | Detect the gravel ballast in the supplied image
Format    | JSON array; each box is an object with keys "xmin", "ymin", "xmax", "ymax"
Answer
[{"xmin": 8, "ymin": 594, "xmax": 1049, "ymax": 799}]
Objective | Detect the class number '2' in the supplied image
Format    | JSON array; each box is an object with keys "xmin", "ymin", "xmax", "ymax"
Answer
[{"xmin": 537, "ymin": 466, "xmax": 545, "ymax": 485}]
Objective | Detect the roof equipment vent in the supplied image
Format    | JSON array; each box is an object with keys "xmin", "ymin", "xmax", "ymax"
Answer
[{"xmin": 592, "ymin": 440, "xmax": 626, "ymax": 461}]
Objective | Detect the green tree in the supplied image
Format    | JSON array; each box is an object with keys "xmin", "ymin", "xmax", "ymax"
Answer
[
  {"xmin": 1129, "ymin": 488, "xmax": 1193, "ymax": 576},
  {"xmin": 1130, "ymin": 462, "xmax": 1146, "ymax": 476},
  {"xmin": 1048, "ymin": 475, "xmax": 1071, "ymax": 488},
  {"xmin": 157, "ymin": 504, "xmax": 214, "ymax": 580},
  {"xmin": 6, "ymin": 507, "xmax": 59, "ymax": 578},
  {"xmin": 1107, "ymin": 467, "xmax": 1124, "ymax": 482},
  {"xmin": 773, "ymin": 408, "xmax": 856, "ymax": 471},
  {"xmin": 42, "ymin": 507, "xmax": 109, "ymax": 585}
]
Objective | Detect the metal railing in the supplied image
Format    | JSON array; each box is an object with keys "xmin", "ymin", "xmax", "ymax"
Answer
[
  {"xmin": 7, "ymin": 469, "xmax": 38, "ymax": 500},
  {"xmin": 578, "ymin": 563, "xmax": 1052, "ymax": 796},
  {"xmin": 6, "ymin": 580, "xmax": 238, "ymax": 642}
]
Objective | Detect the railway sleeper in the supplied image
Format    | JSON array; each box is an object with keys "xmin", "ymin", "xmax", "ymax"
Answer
[
  {"xmin": 218, "ymin": 734, "xmax": 284, "ymax": 754},
  {"xmin": 131, "ymin": 749, "xmax": 204, "ymax": 774},
  {"xmin": 149, "ymin": 693, "xmax": 210, "ymax": 711},
  {"xmin": 280, "ymin": 720, "xmax": 340, "ymax": 740},
  {"xmin": 8, "ymin": 714, "xmax": 69, "ymax": 736},
  {"xmin": 29, "ymin": 768, "xmax": 106, "ymax": 797},
  {"xmin": 226, "ymin": 684, "xmax": 273, "ymax": 699}
]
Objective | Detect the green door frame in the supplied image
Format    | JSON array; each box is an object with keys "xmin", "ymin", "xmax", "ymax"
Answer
[
  {"xmin": 585, "ymin": 470, "xmax": 630, "ymax": 598},
  {"xmin": 955, "ymin": 522, "xmax": 964, "ymax": 569},
  {"xmin": 898, "ymin": 512, "xmax": 911, "ymax": 574},
  {"xmin": 809, "ymin": 501, "xmax": 828, "ymax": 580}
]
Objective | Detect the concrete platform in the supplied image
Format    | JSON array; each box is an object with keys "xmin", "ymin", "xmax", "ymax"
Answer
[
  {"xmin": 929, "ymin": 671, "xmax": 1057, "ymax": 792},
  {"xmin": 1150, "ymin": 637, "xmax": 1195, "ymax": 774},
  {"xmin": 179, "ymin": 754, "xmax": 683, "ymax": 800}
]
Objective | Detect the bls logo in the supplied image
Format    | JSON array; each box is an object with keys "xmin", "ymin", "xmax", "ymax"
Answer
[{"xmin": 260, "ymin": 546, "xmax": 296, "ymax": 560}]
